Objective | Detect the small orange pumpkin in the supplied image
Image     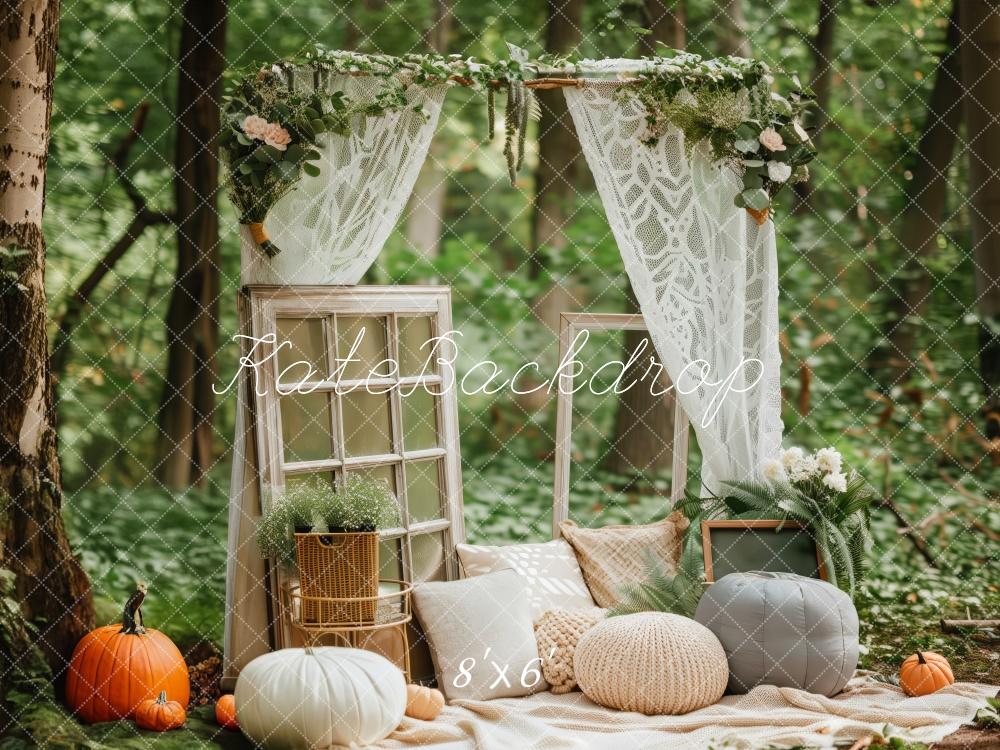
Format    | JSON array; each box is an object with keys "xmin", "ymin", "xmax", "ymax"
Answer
[
  {"xmin": 135, "ymin": 691, "xmax": 186, "ymax": 731},
  {"xmin": 404, "ymin": 684, "xmax": 445, "ymax": 721},
  {"xmin": 215, "ymin": 694, "xmax": 239, "ymax": 730},
  {"xmin": 65, "ymin": 586, "xmax": 190, "ymax": 723},
  {"xmin": 899, "ymin": 651, "xmax": 955, "ymax": 696}
]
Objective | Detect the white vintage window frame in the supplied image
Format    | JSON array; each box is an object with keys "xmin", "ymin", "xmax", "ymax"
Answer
[
  {"xmin": 243, "ymin": 285, "xmax": 465, "ymax": 648},
  {"xmin": 552, "ymin": 312, "xmax": 690, "ymax": 538}
]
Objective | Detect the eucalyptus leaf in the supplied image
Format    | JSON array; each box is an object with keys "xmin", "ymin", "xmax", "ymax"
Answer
[{"xmin": 742, "ymin": 188, "xmax": 770, "ymax": 210}]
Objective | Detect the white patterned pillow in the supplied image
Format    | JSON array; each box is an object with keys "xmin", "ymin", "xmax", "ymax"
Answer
[{"xmin": 457, "ymin": 539, "xmax": 596, "ymax": 620}]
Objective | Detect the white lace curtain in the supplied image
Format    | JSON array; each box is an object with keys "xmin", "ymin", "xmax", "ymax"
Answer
[
  {"xmin": 563, "ymin": 70, "xmax": 783, "ymax": 490},
  {"xmin": 225, "ymin": 70, "xmax": 445, "ymax": 681},
  {"xmin": 239, "ymin": 71, "xmax": 446, "ymax": 285}
]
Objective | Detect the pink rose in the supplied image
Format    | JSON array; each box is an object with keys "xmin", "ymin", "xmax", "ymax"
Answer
[
  {"xmin": 241, "ymin": 114, "xmax": 269, "ymax": 140},
  {"xmin": 759, "ymin": 127, "xmax": 786, "ymax": 152},
  {"xmin": 261, "ymin": 123, "xmax": 291, "ymax": 151}
]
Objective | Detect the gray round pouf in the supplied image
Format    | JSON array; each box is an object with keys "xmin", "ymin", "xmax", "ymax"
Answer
[{"xmin": 694, "ymin": 572, "xmax": 859, "ymax": 696}]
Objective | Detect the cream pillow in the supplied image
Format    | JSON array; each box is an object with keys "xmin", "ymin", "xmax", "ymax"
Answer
[
  {"xmin": 559, "ymin": 511, "xmax": 689, "ymax": 608},
  {"xmin": 411, "ymin": 569, "xmax": 548, "ymax": 701},
  {"xmin": 456, "ymin": 539, "xmax": 596, "ymax": 619}
]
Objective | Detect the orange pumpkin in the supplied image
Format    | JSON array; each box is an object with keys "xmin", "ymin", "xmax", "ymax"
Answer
[
  {"xmin": 899, "ymin": 651, "xmax": 955, "ymax": 696},
  {"xmin": 404, "ymin": 684, "xmax": 445, "ymax": 721},
  {"xmin": 215, "ymin": 694, "xmax": 239, "ymax": 730},
  {"xmin": 135, "ymin": 691, "xmax": 186, "ymax": 731},
  {"xmin": 65, "ymin": 587, "xmax": 189, "ymax": 723}
]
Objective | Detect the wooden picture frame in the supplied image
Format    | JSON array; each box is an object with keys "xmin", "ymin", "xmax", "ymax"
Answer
[
  {"xmin": 552, "ymin": 312, "xmax": 690, "ymax": 539},
  {"xmin": 701, "ymin": 519, "xmax": 828, "ymax": 583}
]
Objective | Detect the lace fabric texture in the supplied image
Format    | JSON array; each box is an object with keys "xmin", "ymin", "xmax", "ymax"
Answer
[
  {"xmin": 564, "ymin": 81, "xmax": 783, "ymax": 489},
  {"xmin": 240, "ymin": 72, "xmax": 446, "ymax": 285}
]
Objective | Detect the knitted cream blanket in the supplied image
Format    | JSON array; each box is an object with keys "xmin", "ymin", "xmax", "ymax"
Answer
[{"xmin": 379, "ymin": 673, "xmax": 997, "ymax": 750}]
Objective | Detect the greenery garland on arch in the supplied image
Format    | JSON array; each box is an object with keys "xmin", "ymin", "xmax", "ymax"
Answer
[
  {"xmin": 617, "ymin": 53, "xmax": 817, "ymax": 225},
  {"xmin": 220, "ymin": 48, "xmax": 816, "ymax": 257},
  {"xmin": 220, "ymin": 49, "xmax": 530, "ymax": 257}
]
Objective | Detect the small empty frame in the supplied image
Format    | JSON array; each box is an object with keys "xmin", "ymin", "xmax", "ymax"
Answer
[
  {"xmin": 552, "ymin": 312, "xmax": 690, "ymax": 538},
  {"xmin": 701, "ymin": 520, "xmax": 828, "ymax": 582}
]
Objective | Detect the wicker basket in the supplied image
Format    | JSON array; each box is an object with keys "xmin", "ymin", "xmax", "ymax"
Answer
[{"xmin": 295, "ymin": 532, "xmax": 379, "ymax": 626}]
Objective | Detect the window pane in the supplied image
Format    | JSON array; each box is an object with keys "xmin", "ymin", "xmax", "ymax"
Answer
[
  {"xmin": 402, "ymin": 388, "xmax": 438, "ymax": 451},
  {"xmin": 280, "ymin": 391, "xmax": 333, "ymax": 462},
  {"xmin": 341, "ymin": 391, "xmax": 392, "ymax": 457},
  {"xmin": 398, "ymin": 316, "xmax": 434, "ymax": 376},
  {"xmin": 338, "ymin": 316, "xmax": 389, "ymax": 382},
  {"xmin": 276, "ymin": 318, "xmax": 326, "ymax": 384},
  {"xmin": 379, "ymin": 537, "xmax": 403, "ymax": 580},
  {"xmin": 285, "ymin": 471, "xmax": 336, "ymax": 490},
  {"xmin": 410, "ymin": 532, "xmax": 445, "ymax": 582},
  {"xmin": 405, "ymin": 459, "xmax": 441, "ymax": 523},
  {"xmin": 352, "ymin": 463, "xmax": 397, "ymax": 496}
]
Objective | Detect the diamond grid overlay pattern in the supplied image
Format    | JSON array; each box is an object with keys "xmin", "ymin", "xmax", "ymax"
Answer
[{"xmin": 2, "ymin": 0, "xmax": 996, "ymax": 745}]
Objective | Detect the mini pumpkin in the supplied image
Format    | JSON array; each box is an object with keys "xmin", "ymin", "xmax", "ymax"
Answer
[
  {"xmin": 899, "ymin": 651, "xmax": 955, "ymax": 696},
  {"xmin": 215, "ymin": 694, "xmax": 239, "ymax": 730},
  {"xmin": 404, "ymin": 684, "xmax": 445, "ymax": 721},
  {"xmin": 135, "ymin": 691, "xmax": 186, "ymax": 731},
  {"xmin": 65, "ymin": 585, "xmax": 190, "ymax": 723}
]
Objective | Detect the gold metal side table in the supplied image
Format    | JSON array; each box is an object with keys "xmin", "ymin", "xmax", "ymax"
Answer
[{"xmin": 282, "ymin": 579, "xmax": 413, "ymax": 681}]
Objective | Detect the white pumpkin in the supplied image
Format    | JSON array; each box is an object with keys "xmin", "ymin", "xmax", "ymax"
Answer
[{"xmin": 234, "ymin": 646, "xmax": 406, "ymax": 749}]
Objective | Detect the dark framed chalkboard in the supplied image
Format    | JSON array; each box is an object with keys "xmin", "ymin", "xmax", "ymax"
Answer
[{"xmin": 701, "ymin": 520, "xmax": 828, "ymax": 582}]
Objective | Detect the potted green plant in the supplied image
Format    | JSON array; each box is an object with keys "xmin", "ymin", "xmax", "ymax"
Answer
[
  {"xmin": 256, "ymin": 477, "xmax": 332, "ymax": 566},
  {"xmin": 322, "ymin": 474, "xmax": 400, "ymax": 532}
]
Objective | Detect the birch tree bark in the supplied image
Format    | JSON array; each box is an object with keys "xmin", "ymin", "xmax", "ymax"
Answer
[
  {"xmin": 0, "ymin": 0, "xmax": 94, "ymax": 675},
  {"xmin": 156, "ymin": 0, "xmax": 227, "ymax": 487},
  {"xmin": 960, "ymin": 0, "xmax": 1000, "ymax": 439}
]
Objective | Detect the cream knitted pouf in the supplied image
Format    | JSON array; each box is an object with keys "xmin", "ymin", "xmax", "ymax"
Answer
[{"xmin": 574, "ymin": 612, "xmax": 728, "ymax": 715}]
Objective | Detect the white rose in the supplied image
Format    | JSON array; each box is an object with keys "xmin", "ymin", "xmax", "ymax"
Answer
[
  {"xmin": 823, "ymin": 471, "xmax": 848, "ymax": 493},
  {"xmin": 759, "ymin": 127, "xmax": 786, "ymax": 152},
  {"xmin": 816, "ymin": 447, "xmax": 843, "ymax": 474},
  {"xmin": 766, "ymin": 161, "xmax": 792, "ymax": 183},
  {"xmin": 762, "ymin": 459, "xmax": 786, "ymax": 481}
]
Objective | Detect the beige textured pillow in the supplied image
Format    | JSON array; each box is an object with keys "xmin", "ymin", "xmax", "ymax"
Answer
[
  {"xmin": 534, "ymin": 607, "xmax": 606, "ymax": 694},
  {"xmin": 456, "ymin": 539, "xmax": 596, "ymax": 620},
  {"xmin": 559, "ymin": 511, "xmax": 689, "ymax": 608},
  {"xmin": 411, "ymin": 569, "xmax": 548, "ymax": 701}
]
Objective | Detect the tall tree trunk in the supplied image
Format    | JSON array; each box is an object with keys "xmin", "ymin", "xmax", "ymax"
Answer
[
  {"xmin": 529, "ymin": 0, "xmax": 584, "ymax": 334},
  {"xmin": 156, "ymin": 0, "xmax": 227, "ymax": 488},
  {"xmin": 607, "ymin": 7, "xmax": 683, "ymax": 478},
  {"xmin": 715, "ymin": 0, "xmax": 751, "ymax": 57},
  {"xmin": 0, "ymin": 0, "xmax": 94, "ymax": 677},
  {"xmin": 880, "ymin": 4, "xmax": 962, "ymax": 378},
  {"xmin": 404, "ymin": 0, "xmax": 452, "ymax": 267},
  {"xmin": 793, "ymin": 0, "xmax": 840, "ymax": 209},
  {"xmin": 640, "ymin": 0, "xmax": 686, "ymax": 54},
  {"xmin": 960, "ymin": 0, "xmax": 1000, "ymax": 439}
]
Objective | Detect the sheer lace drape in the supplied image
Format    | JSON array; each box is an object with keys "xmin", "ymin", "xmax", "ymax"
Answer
[
  {"xmin": 240, "ymin": 72, "xmax": 446, "ymax": 285},
  {"xmin": 564, "ymin": 80, "xmax": 783, "ymax": 490}
]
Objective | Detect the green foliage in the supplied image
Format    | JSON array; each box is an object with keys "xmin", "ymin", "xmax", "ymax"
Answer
[
  {"xmin": 609, "ymin": 542, "xmax": 704, "ymax": 618},
  {"xmin": 0, "ymin": 247, "xmax": 28, "ymax": 296},
  {"xmin": 257, "ymin": 474, "xmax": 400, "ymax": 563},
  {"xmin": 623, "ymin": 52, "xmax": 816, "ymax": 212},
  {"xmin": 975, "ymin": 697, "xmax": 1000, "ymax": 729},
  {"xmin": 717, "ymin": 476, "xmax": 876, "ymax": 596}
]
